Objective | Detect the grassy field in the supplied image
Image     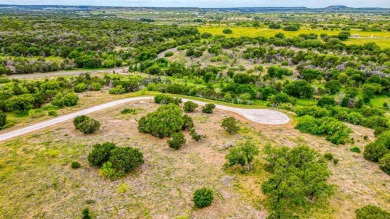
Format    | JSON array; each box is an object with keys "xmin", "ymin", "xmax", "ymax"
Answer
[
  {"xmin": 0, "ymin": 91, "xmax": 389, "ymax": 218},
  {"xmin": 198, "ymin": 26, "xmax": 390, "ymax": 48}
]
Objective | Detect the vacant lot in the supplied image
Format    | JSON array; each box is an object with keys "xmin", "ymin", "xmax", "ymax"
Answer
[{"xmin": 0, "ymin": 99, "xmax": 389, "ymax": 218}]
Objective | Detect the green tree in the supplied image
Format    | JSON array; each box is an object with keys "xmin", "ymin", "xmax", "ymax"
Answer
[
  {"xmin": 356, "ymin": 205, "xmax": 390, "ymax": 219},
  {"xmin": 183, "ymin": 101, "xmax": 198, "ymax": 112},
  {"xmin": 284, "ymin": 80, "xmax": 314, "ymax": 98},
  {"xmin": 193, "ymin": 187, "xmax": 214, "ymax": 208},
  {"xmin": 88, "ymin": 142, "xmax": 117, "ymax": 167},
  {"xmin": 138, "ymin": 104, "xmax": 184, "ymax": 138},
  {"xmin": 221, "ymin": 116, "xmax": 240, "ymax": 134},
  {"xmin": 109, "ymin": 147, "xmax": 144, "ymax": 173},
  {"xmin": 261, "ymin": 145, "xmax": 333, "ymax": 216},
  {"xmin": 379, "ymin": 153, "xmax": 390, "ymax": 175},
  {"xmin": 225, "ymin": 141, "xmax": 259, "ymax": 170},
  {"xmin": 202, "ymin": 103, "xmax": 216, "ymax": 114},
  {"xmin": 168, "ymin": 132, "xmax": 186, "ymax": 150}
]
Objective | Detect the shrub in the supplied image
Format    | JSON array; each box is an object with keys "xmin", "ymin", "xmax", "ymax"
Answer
[
  {"xmin": 225, "ymin": 141, "xmax": 259, "ymax": 170},
  {"xmin": 121, "ymin": 108, "xmax": 136, "ymax": 114},
  {"xmin": 74, "ymin": 116, "xmax": 101, "ymax": 134},
  {"xmin": 71, "ymin": 161, "xmax": 81, "ymax": 169},
  {"xmin": 356, "ymin": 205, "xmax": 390, "ymax": 219},
  {"xmin": 109, "ymin": 147, "xmax": 144, "ymax": 173},
  {"xmin": 138, "ymin": 104, "xmax": 184, "ymax": 138},
  {"xmin": 333, "ymin": 158, "xmax": 339, "ymax": 165},
  {"xmin": 82, "ymin": 208, "xmax": 92, "ymax": 219},
  {"xmin": 91, "ymin": 82, "xmax": 102, "ymax": 91},
  {"xmin": 168, "ymin": 132, "xmax": 186, "ymax": 150},
  {"xmin": 364, "ymin": 143, "xmax": 389, "ymax": 162},
  {"xmin": 193, "ymin": 187, "xmax": 214, "ymax": 208},
  {"xmin": 109, "ymin": 85, "xmax": 125, "ymax": 94},
  {"xmin": 284, "ymin": 80, "xmax": 314, "ymax": 98},
  {"xmin": 223, "ymin": 28, "xmax": 233, "ymax": 34},
  {"xmin": 184, "ymin": 101, "xmax": 198, "ymax": 112},
  {"xmin": 221, "ymin": 116, "xmax": 240, "ymax": 134},
  {"xmin": 190, "ymin": 128, "xmax": 204, "ymax": 141},
  {"xmin": 202, "ymin": 103, "xmax": 216, "ymax": 114},
  {"xmin": 295, "ymin": 106, "xmax": 330, "ymax": 118},
  {"xmin": 295, "ymin": 116, "xmax": 352, "ymax": 144},
  {"xmin": 379, "ymin": 153, "xmax": 390, "ymax": 175},
  {"xmin": 182, "ymin": 114, "xmax": 194, "ymax": 130},
  {"xmin": 0, "ymin": 113, "xmax": 6, "ymax": 127},
  {"xmin": 100, "ymin": 161, "xmax": 122, "ymax": 180},
  {"xmin": 350, "ymin": 147, "xmax": 361, "ymax": 153},
  {"xmin": 74, "ymin": 83, "xmax": 88, "ymax": 93},
  {"xmin": 48, "ymin": 110, "xmax": 58, "ymax": 117},
  {"xmin": 154, "ymin": 94, "xmax": 181, "ymax": 105},
  {"xmin": 52, "ymin": 93, "xmax": 79, "ymax": 108},
  {"xmin": 88, "ymin": 142, "xmax": 117, "ymax": 166},
  {"xmin": 324, "ymin": 153, "xmax": 334, "ymax": 161}
]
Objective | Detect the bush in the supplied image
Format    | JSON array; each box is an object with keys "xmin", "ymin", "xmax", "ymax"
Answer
[
  {"xmin": 109, "ymin": 85, "xmax": 125, "ymax": 94},
  {"xmin": 223, "ymin": 28, "xmax": 233, "ymax": 34},
  {"xmin": 121, "ymin": 108, "xmax": 136, "ymax": 114},
  {"xmin": 74, "ymin": 116, "xmax": 101, "ymax": 134},
  {"xmin": 184, "ymin": 101, "xmax": 198, "ymax": 112},
  {"xmin": 202, "ymin": 103, "xmax": 216, "ymax": 114},
  {"xmin": 48, "ymin": 110, "xmax": 58, "ymax": 117},
  {"xmin": 74, "ymin": 83, "xmax": 88, "ymax": 93},
  {"xmin": 221, "ymin": 116, "xmax": 240, "ymax": 134},
  {"xmin": 193, "ymin": 187, "xmax": 214, "ymax": 208},
  {"xmin": 0, "ymin": 113, "xmax": 6, "ymax": 127},
  {"xmin": 88, "ymin": 142, "xmax": 117, "ymax": 167},
  {"xmin": 168, "ymin": 132, "xmax": 186, "ymax": 150},
  {"xmin": 154, "ymin": 94, "xmax": 181, "ymax": 105},
  {"xmin": 356, "ymin": 205, "xmax": 390, "ymax": 219},
  {"xmin": 100, "ymin": 161, "xmax": 122, "ymax": 180},
  {"xmin": 324, "ymin": 153, "xmax": 334, "ymax": 161},
  {"xmin": 91, "ymin": 82, "xmax": 102, "ymax": 91},
  {"xmin": 190, "ymin": 128, "xmax": 204, "ymax": 141},
  {"xmin": 138, "ymin": 104, "xmax": 184, "ymax": 138},
  {"xmin": 379, "ymin": 153, "xmax": 390, "ymax": 175},
  {"xmin": 51, "ymin": 93, "xmax": 79, "ymax": 108},
  {"xmin": 350, "ymin": 147, "xmax": 361, "ymax": 153},
  {"xmin": 182, "ymin": 114, "xmax": 194, "ymax": 130},
  {"xmin": 295, "ymin": 116, "xmax": 352, "ymax": 144},
  {"xmin": 82, "ymin": 208, "xmax": 92, "ymax": 219},
  {"xmin": 225, "ymin": 141, "xmax": 259, "ymax": 170},
  {"xmin": 364, "ymin": 143, "xmax": 389, "ymax": 162},
  {"xmin": 109, "ymin": 147, "xmax": 144, "ymax": 173},
  {"xmin": 71, "ymin": 161, "xmax": 81, "ymax": 169}
]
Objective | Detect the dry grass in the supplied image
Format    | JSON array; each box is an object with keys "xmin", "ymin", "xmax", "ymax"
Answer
[{"xmin": 0, "ymin": 98, "xmax": 389, "ymax": 219}]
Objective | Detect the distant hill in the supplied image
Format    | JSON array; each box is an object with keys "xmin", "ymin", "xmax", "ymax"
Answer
[{"xmin": 0, "ymin": 4, "xmax": 388, "ymax": 13}]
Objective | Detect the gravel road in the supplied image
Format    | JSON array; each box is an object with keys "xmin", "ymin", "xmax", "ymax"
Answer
[{"xmin": 0, "ymin": 96, "xmax": 289, "ymax": 142}]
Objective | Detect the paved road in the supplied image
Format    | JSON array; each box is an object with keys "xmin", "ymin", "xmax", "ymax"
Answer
[{"xmin": 0, "ymin": 96, "xmax": 289, "ymax": 142}]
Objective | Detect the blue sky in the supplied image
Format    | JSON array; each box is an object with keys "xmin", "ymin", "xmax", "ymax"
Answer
[{"xmin": 1, "ymin": 0, "xmax": 389, "ymax": 8}]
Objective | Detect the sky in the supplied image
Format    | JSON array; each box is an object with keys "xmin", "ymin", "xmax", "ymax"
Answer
[{"xmin": 0, "ymin": 0, "xmax": 389, "ymax": 8}]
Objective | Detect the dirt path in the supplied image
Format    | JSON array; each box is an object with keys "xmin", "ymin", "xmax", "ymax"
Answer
[{"xmin": 0, "ymin": 96, "xmax": 289, "ymax": 142}]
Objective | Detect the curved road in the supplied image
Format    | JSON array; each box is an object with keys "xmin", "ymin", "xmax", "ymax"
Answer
[{"xmin": 0, "ymin": 96, "xmax": 289, "ymax": 142}]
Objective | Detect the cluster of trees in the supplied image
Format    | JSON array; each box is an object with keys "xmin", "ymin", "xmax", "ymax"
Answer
[
  {"xmin": 261, "ymin": 145, "xmax": 333, "ymax": 218},
  {"xmin": 0, "ymin": 14, "xmax": 199, "ymax": 74},
  {"xmin": 88, "ymin": 142, "xmax": 144, "ymax": 180},
  {"xmin": 364, "ymin": 131, "xmax": 390, "ymax": 175}
]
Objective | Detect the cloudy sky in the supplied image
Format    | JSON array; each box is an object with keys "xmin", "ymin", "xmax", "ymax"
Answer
[{"xmin": 1, "ymin": 0, "xmax": 389, "ymax": 8}]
